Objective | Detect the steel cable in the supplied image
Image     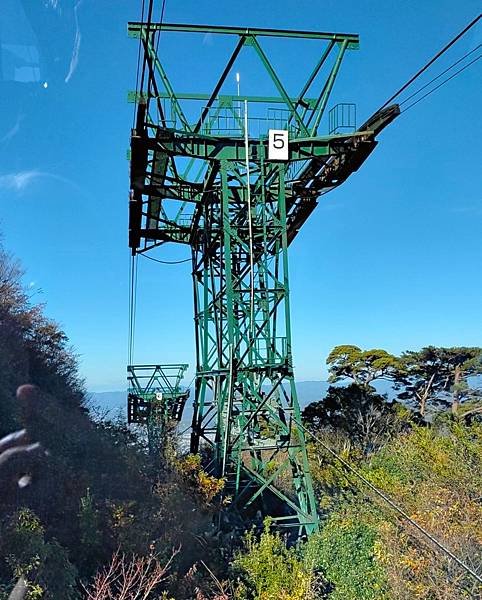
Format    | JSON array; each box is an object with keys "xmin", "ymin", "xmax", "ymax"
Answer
[
  {"xmin": 155, "ymin": 0, "xmax": 167, "ymax": 57},
  {"xmin": 399, "ymin": 44, "xmax": 481, "ymax": 107},
  {"xmin": 298, "ymin": 421, "xmax": 482, "ymax": 585},
  {"xmin": 377, "ymin": 14, "xmax": 481, "ymax": 113},
  {"xmin": 402, "ymin": 53, "xmax": 481, "ymax": 113},
  {"xmin": 132, "ymin": 0, "xmax": 146, "ymax": 129},
  {"xmin": 128, "ymin": 254, "xmax": 134, "ymax": 364},
  {"xmin": 129, "ymin": 0, "xmax": 170, "ymax": 367},
  {"xmin": 127, "ymin": 254, "xmax": 138, "ymax": 365},
  {"xmin": 139, "ymin": 252, "xmax": 191, "ymax": 265}
]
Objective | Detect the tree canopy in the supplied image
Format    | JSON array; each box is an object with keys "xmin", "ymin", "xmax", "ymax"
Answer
[
  {"xmin": 396, "ymin": 346, "xmax": 482, "ymax": 415},
  {"xmin": 326, "ymin": 344, "xmax": 482, "ymax": 417},
  {"xmin": 326, "ymin": 345, "xmax": 402, "ymax": 390}
]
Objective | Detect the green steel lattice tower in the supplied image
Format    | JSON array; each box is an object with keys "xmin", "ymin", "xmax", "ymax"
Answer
[{"xmin": 127, "ymin": 21, "xmax": 399, "ymax": 537}]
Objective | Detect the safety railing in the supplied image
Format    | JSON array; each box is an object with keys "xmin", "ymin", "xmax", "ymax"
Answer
[{"xmin": 328, "ymin": 103, "xmax": 356, "ymax": 134}]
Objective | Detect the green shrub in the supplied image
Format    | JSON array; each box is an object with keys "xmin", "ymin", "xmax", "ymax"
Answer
[
  {"xmin": 232, "ymin": 521, "xmax": 320, "ymax": 600},
  {"xmin": 0, "ymin": 509, "xmax": 78, "ymax": 599},
  {"xmin": 305, "ymin": 511, "xmax": 388, "ymax": 600}
]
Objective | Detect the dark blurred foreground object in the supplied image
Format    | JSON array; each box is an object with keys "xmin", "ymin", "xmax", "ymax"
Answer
[
  {"xmin": 0, "ymin": 386, "xmax": 47, "ymax": 497},
  {"xmin": 0, "ymin": 385, "xmax": 49, "ymax": 600},
  {"xmin": 8, "ymin": 577, "xmax": 27, "ymax": 600}
]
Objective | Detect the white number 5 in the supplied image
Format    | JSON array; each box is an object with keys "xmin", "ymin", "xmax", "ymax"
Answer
[{"xmin": 268, "ymin": 129, "xmax": 289, "ymax": 161}]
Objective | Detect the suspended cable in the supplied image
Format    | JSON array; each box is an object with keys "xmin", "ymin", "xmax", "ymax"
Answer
[
  {"xmin": 130, "ymin": 255, "xmax": 135, "ymax": 365},
  {"xmin": 128, "ymin": 254, "xmax": 139, "ymax": 365},
  {"xmin": 377, "ymin": 14, "xmax": 481, "ymax": 112},
  {"xmin": 132, "ymin": 0, "xmax": 146, "ymax": 129},
  {"xmin": 222, "ymin": 346, "xmax": 235, "ymax": 477},
  {"xmin": 139, "ymin": 0, "xmax": 155, "ymax": 95},
  {"xmin": 139, "ymin": 252, "xmax": 191, "ymax": 265},
  {"xmin": 178, "ymin": 423, "xmax": 192, "ymax": 437},
  {"xmin": 399, "ymin": 44, "xmax": 481, "ymax": 107},
  {"xmin": 132, "ymin": 254, "xmax": 138, "ymax": 359},
  {"xmin": 128, "ymin": 254, "xmax": 134, "ymax": 365},
  {"xmin": 244, "ymin": 99, "xmax": 255, "ymax": 338},
  {"xmin": 128, "ymin": 255, "xmax": 132, "ymax": 364},
  {"xmin": 298, "ymin": 422, "xmax": 482, "ymax": 585},
  {"xmin": 129, "ymin": 256, "xmax": 135, "ymax": 365},
  {"xmin": 129, "ymin": 0, "xmax": 171, "ymax": 367},
  {"xmin": 177, "ymin": 372, "xmax": 197, "ymax": 438},
  {"xmin": 155, "ymin": 0, "xmax": 167, "ymax": 57},
  {"xmin": 185, "ymin": 373, "xmax": 196, "ymax": 391},
  {"xmin": 402, "ymin": 53, "xmax": 481, "ymax": 113}
]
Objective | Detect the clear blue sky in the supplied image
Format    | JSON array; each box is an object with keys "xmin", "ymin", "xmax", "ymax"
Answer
[{"xmin": 0, "ymin": 1, "xmax": 480, "ymax": 391}]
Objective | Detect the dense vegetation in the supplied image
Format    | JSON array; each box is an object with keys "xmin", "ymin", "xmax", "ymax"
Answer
[
  {"xmin": 0, "ymin": 247, "xmax": 225, "ymax": 599},
  {"xmin": 1, "ymin": 247, "xmax": 481, "ymax": 599}
]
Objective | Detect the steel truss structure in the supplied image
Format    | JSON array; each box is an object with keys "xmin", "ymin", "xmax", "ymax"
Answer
[
  {"xmin": 127, "ymin": 364, "xmax": 189, "ymax": 452},
  {"xmin": 127, "ymin": 21, "xmax": 399, "ymax": 536}
]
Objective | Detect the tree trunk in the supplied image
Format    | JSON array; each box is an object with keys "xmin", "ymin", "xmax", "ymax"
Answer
[
  {"xmin": 420, "ymin": 392, "xmax": 426, "ymax": 417},
  {"xmin": 418, "ymin": 373, "xmax": 435, "ymax": 417},
  {"xmin": 451, "ymin": 365, "xmax": 462, "ymax": 414}
]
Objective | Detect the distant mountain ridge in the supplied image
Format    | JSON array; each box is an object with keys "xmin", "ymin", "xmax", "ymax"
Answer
[
  {"xmin": 87, "ymin": 380, "xmax": 331, "ymax": 420},
  {"xmin": 87, "ymin": 376, "xmax": 482, "ymax": 424}
]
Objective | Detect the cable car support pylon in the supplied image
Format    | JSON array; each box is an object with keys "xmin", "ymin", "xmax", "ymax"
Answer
[{"xmin": 127, "ymin": 21, "xmax": 399, "ymax": 537}]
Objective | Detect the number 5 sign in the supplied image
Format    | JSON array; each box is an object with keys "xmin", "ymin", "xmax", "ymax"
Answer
[{"xmin": 268, "ymin": 129, "xmax": 289, "ymax": 161}]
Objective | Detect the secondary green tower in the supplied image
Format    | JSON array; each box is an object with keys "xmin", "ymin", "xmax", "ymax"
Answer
[
  {"xmin": 127, "ymin": 21, "xmax": 399, "ymax": 536},
  {"xmin": 127, "ymin": 364, "xmax": 189, "ymax": 453}
]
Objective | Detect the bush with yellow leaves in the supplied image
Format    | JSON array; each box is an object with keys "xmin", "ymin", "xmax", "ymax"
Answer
[{"xmin": 176, "ymin": 454, "xmax": 226, "ymax": 505}]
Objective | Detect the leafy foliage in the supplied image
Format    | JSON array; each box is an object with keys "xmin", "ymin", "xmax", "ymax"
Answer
[
  {"xmin": 308, "ymin": 420, "xmax": 482, "ymax": 599},
  {"xmin": 176, "ymin": 453, "xmax": 226, "ymax": 505},
  {"xmin": 0, "ymin": 508, "xmax": 79, "ymax": 599},
  {"xmin": 305, "ymin": 511, "xmax": 388, "ymax": 600},
  {"xmin": 232, "ymin": 522, "xmax": 321, "ymax": 600},
  {"xmin": 303, "ymin": 384, "xmax": 410, "ymax": 454}
]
